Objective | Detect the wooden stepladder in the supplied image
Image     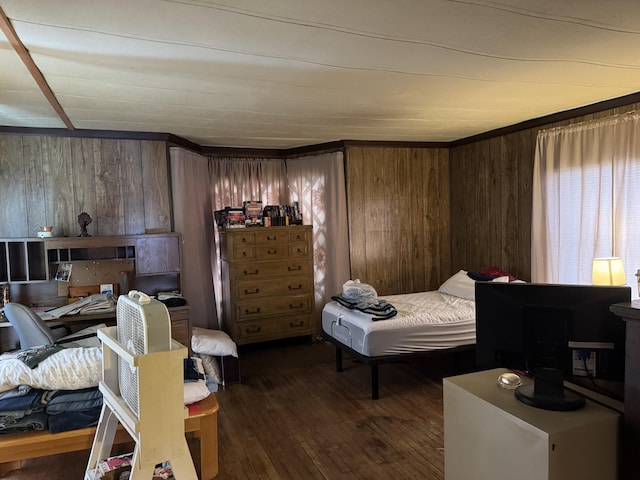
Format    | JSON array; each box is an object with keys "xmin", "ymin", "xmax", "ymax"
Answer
[{"xmin": 85, "ymin": 326, "xmax": 197, "ymax": 480}]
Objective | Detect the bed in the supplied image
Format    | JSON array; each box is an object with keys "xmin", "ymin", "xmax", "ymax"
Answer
[{"xmin": 322, "ymin": 270, "xmax": 504, "ymax": 399}]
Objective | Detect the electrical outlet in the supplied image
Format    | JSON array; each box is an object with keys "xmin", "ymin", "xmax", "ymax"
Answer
[{"xmin": 572, "ymin": 349, "xmax": 596, "ymax": 376}]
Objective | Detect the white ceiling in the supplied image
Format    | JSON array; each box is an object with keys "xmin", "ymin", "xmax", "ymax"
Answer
[{"xmin": 2, "ymin": 0, "xmax": 640, "ymax": 149}]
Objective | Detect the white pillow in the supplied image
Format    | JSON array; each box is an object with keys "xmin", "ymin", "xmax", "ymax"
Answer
[
  {"xmin": 193, "ymin": 353, "xmax": 222, "ymax": 384},
  {"xmin": 438, "ymin": 270, "xmax": 476, "ymax": 300},
  {"xmin": 191, "ymin": 327, "xmax": 238, "ymax": 358},
  {"xmin": 183, "ymin": 357, "xmax": 210, "ymax": 405},
  {"xmin": 492, "ymin": 276, "xmax": 511, "ymax": 283}
]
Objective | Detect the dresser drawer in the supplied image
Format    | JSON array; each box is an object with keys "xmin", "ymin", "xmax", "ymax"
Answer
[
  {"xmin": 232, "ymin": 244, "xmax": 256, "ymax": 260},
  {"xmin": 255, "ymin": 245, "xmax": 290, "ymax": 260},
  {"xmin": 237, "ymin": 315, "xmax": 311, "ymax": 342},
  {"xmin": 235, "ymin": 276, "xmax": 312, "ymax": 299},
  {"xmin": 254, "ymin": 230, "xmax": 288, "ymax": 245},
  {"xmin": 289, "ymin": 244, "xmax": 308, "ymax": 256},
  {"xmin": 232, "ymin": 260, "xmax": 312, "ymax": 281},
  {"xmin": 289, "ymin": 229, "xmax": 310, "ymax": 243},
  {"xmin": 230, "ymin": 232, "xmax": 256, "ymax": 245},
  {"xmin": 236, "ymin": 294, "xmax": 311, "ymax": 319}
]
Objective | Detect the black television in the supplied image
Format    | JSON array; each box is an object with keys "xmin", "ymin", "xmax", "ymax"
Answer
[{"xmin": 475, "ymin": 282, "xmax": 630, "ymax": 410}]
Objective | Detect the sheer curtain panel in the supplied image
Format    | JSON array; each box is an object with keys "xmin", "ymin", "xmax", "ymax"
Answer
[
  {"xmin": 532, "ymin": 112, "xmax": 640, "ymax": 296},
  {"xmin": 286, "ymin": 152, "xmax": 351, "ymax": 327}
]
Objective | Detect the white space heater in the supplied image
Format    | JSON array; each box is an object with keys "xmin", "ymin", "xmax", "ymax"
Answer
[{"xmin": 116, "ymin": 290, "xmax": 172, "ymax": 417}]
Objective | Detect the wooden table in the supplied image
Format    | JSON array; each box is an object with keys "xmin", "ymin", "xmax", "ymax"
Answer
[{"xmin": 0, "ymin": 394, "xmax": 218, "ymax": 479}]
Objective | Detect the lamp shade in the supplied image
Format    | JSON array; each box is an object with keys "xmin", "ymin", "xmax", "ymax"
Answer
[{"xmin": 592, "ymin": 257, "xmax": 626, "ymax": 286}]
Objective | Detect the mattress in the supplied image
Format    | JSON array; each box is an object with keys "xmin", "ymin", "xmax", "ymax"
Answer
[{"xmin": 322, "ymin": 291, "xmax": 476, "ymax": 357}]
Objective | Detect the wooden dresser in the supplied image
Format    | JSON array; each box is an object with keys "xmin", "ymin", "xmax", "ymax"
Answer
[{"xmin": 219, "ymin": 225, "xmax": 314, "ymax": 345}]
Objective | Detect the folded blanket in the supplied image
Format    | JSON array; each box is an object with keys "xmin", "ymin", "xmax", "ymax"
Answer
[
  {"xmin": 0, "ymin": 388, "xmax": 45, "ymax": 412},
  {"xmin": 331, "ymin": 295, "xmax": 398, "ymax": 320},
  {"xmin": 45, "ymin": 387, "xmax": 103, "ymax": 414},
  {"xmin": 48, "ymin": 406, "xmax": 102, "ymax": 433},
  {"xmin": 0, "ymin": 385, "xmax": 31, "ymax": 401}
]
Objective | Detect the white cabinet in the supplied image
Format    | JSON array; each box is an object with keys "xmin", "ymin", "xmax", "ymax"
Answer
[{"xmin": 443, "ymin": 368, "xmax": 620, "ymax": 480}]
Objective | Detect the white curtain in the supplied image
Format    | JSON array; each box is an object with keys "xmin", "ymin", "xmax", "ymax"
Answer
[
  {"xmin": 169, "ymin": 147, "xmax": 219, "ymax": 328},
  {"xmin": 532, "ymin": 112, "xmax": 640, "ymax": 296},
  {"xmin": 209, "ymin": 157, "xmax": 289, "ymax": 320},
  {"xmin": 286, "ymin": 152, "xmax": 351, "ymax": 322},
  {"xmin": 210, "ymin": 157, "xmax": 289, "ymax": 208}
]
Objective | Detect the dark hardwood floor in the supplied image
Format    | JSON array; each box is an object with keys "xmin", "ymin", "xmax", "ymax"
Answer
[{"xmin": 0, "ymin": 338, "xmax": 471, "ymax": 479}]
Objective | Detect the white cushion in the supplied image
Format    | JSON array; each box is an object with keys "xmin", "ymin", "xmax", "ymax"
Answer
[
  {"xmin": 193, "ymin": 353, "xmax": 222, "ymax": 384},
  {"xmin": 191, "ymin": 327, "xmax": 238, "ymax": 358},
  {"xmin": 183, "ymin": 357, "xmax": 210, "ymax": 405},
  {"xmin": 492, "ymin": 276, "xmax": 511, "ymax": 283},
  {"xmin": 438, "ymin": 270, "xmax": 476, "ymax": 301}
]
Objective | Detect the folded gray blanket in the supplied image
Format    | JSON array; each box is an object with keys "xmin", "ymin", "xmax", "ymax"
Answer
[{"xmin": 331, "ymin": 295, "xmax": 397, "ymax": 320}]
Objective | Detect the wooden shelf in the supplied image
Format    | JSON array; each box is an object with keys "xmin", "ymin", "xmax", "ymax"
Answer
[
  {"xmin": 0, "ymin": 239, "xmax": 48, "ymax": 283},
  {"xmin": 0, "ymin": 234, "xmax": 181, "ymax": 285}
]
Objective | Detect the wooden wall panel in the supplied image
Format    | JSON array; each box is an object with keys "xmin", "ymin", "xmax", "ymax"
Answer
[
  {"xmin": 141, "ymin": 141, "xmax": 171, "ymax": 232},
  {"xmin": 449, "ymin": 100, "xmax": 640, "ymax": 282},
  {"xmin": 42, "ymin": 137, "xmax": 74, "ymax": 237},
  {"xmin": 0, "ymin": 135, "xmax": 171, "ymax": 239},
  {"xmin": 22, "ymin": 137, "xmax": 46, "ymax": 236},
  {"xmin": 0, "ymin": 136, "xmax": 27, "ymax": 237},
  {"xmin": 70, "ymin": 138, "xmax": 99, "ymax": 238},
  {"xmin": 345, "ymin": 146, "xmax": 450, "ymax": 295}
]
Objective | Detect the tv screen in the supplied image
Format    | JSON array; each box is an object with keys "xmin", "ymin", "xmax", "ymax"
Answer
[{"xmin": 475, "ymin": 282, "xmax": 630, "ymax": 406}]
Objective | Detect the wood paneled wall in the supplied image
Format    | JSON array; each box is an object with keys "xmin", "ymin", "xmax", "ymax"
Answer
[
  {"xmin": 345, "ymin": 146, "xmax": 450, "ymax": 295},
  {"xmin": 449, "ymin": 102, "xmax": 640, "ymax": 282},
  {"xmin": 0, "ymin": 135, "xmax": 171, "ymax": 238}
]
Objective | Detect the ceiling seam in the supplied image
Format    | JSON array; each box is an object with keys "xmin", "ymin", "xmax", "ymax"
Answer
[{"xmin": 0, "ymin": 6, "xmax": 75, "ymax": 130}]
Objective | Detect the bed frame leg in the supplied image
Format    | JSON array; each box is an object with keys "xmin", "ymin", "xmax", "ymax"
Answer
[
  {"xmin": 371, "ymin": 365, "xmax": 379, "ymax": 400},
  {"xmin": 335, "ymin": 347, "xmax": 343, "ymax": 372}
]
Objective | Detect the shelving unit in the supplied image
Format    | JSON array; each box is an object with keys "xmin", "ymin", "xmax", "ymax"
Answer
[
  {"xmin": 0, "ymin": 239, "xmax": 48, "ymax": 283},
  {"xmin": 0, "ymin": 234, "xmax": 181, "ymax": 285}
]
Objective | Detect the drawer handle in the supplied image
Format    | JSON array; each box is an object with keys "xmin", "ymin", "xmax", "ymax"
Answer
[
  {"xmin": 267, "ymin": 249, "xmax": 278, "ymax": 255},
  {"xmin": 289, "ymin": 302, "xmax": 304, "ymax": 310},
  {"xmin": 245, "ymin": 326, "xmax": 262, "ymax": 334},
  {"xmin": 295, "ymin": 248, "xmax": 304, "ymax": 254},
  {"xmin": 288, "ymin": 284, "xmax": 303, "ymax": 290},
  {"xmin": 242, "ymin": 251, "xmax": 248, "ymax": 256},
  {"xmin": 243, "ymin": 269, "xmax": 259, "ymax": 275},
  {"xmin": 241, "ymin": 237, "xmax": 249, "ymax": 243},
  {"xmin": 244, "ymin": 308, "xmax": 261, "ymax": 315},
  {"xmin": 266, "ymin": 235, "xmax": 278, "ymax": 241},
  {"xmin": 288, "ymin": 265, "xmax": 302, "ymax": 271},
  {"xmin": 289, "ymin": 320, "xmax": 305, "ymax": 328},
  {"xmin": 244, "ymin": 288, "xmax": 260, "ymax": 295}
]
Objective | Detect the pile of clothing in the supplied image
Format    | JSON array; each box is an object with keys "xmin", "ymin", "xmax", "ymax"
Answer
[
  {"xmin": 331, "ymin": 279, "xmax": 397, "ymax": 320},
  {"xmin": 0, "ymin": 385, "xmax": 102, "ymax": 434}
]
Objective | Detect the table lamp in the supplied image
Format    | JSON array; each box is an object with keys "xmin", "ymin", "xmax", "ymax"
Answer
[{"xmin": 592, "ymin": 257, "xmax": 626, "ymax": 286}]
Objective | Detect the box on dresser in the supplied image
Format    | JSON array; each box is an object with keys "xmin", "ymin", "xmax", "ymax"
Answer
[{"xmin": 218, "ymin": 225, "xmax": 314, "ymax": 345}]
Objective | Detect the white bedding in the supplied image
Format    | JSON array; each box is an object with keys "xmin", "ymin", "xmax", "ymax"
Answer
[
  {"xmin": 322, "ymin": 291, "xmax": 476, "ymax": 357},
  {"xmin": 0, "ymin": 347, "xmax": 102, "ymax": 393},
  {"xmin": 0, "ymin": 345, "xmax": 210, "ymax": 405}
]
